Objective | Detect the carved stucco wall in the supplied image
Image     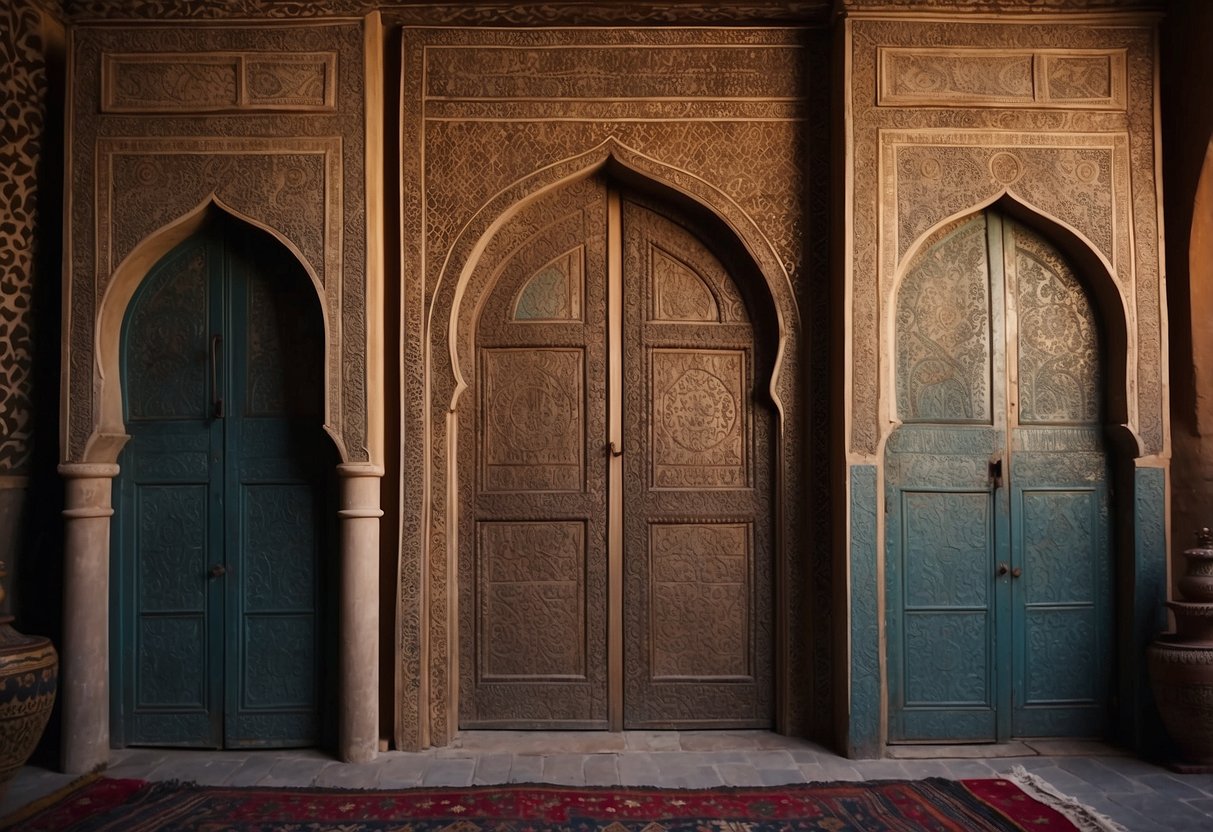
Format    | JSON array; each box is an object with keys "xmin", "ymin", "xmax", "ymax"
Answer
[
  {"xmin": 0, "ymin": 0, "xmax": 46, "ymax": 478},
  {"xmin": 64, "ymin": 22, "xmax": 374, "ymax": 465},
  {"xmin": 397, "ymin": 25, "xmax": 832, "ymax": 749},
  {"xmin": 843, "ymin": 10, "xmax": 1167, "ymax": 755},
  {"xmin": 847, "ymin": 16, "xmax": 1164, "ymax": 459}
]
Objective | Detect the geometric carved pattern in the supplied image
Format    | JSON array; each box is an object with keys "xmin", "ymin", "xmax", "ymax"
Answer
[
  {"xmin": 649, "ymin": 523, "xmax": 750, "ymax": 679},
  {"xmin": 513, "ymin": 247, "xmax": 583, "ymax": 322},
  {"xmin": 478, "ymin": 521, "xmax": 586, "ymax": 679},
  {"xmin": 102, "ymin": 52, "xmax": 336, "ymax": 113},
  {"xmin": 650, "ymin": 246, "xmax": 719, "ymax": 322},
  {"xmin": 482, "ymin": 348, "xmax": 584, "ymax": 493},
  {"xmin": 878, "ymin": 47, "xmax": 1125, "ymax": 110},
  {"xmin": 1012, "ymin": 224, "xmax": 1101, "ymax": 425},
  {"xmin": 896, "ymin": 216, "xmax": 992, "ymax": 424},
  {"xmin": 652, "ymin": 349, "xmax": 747, "ymax": 488}
]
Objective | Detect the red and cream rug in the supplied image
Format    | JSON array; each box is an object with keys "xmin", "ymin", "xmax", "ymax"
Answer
[{"xmin": 1, "ymin": 768, "xmax": 1125, "ymax": 832}]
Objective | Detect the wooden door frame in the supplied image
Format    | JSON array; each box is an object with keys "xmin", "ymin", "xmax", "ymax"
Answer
[{"xmin": 417, "ymin": 146, "xmax": 806, "ymax": 748}]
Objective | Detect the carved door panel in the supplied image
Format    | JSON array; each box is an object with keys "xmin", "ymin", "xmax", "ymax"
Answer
[
  {"xmin": 461, "ymin": 181, "xmax": 772, "ymax": 729},
  {"xmin": 886, "ymin": 213, "xmax": 1111, "ymax": 743},
  {"xmin": 115, "ymin": 220, "xmax": 330, "ymax": 748},
  {"xmin": 621, "ymin": 198, "xmax": 773, "ymax": 728},
  {"xmin": 461, "ymin": 179, "xmax": 610, "ymax": 728}
]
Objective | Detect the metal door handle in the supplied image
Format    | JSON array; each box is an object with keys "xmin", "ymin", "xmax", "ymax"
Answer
[
  {"xmin": 1011, "ymin": 567, "xmax": 1022, "ymax": 579},
  {"xmin": 997, "ymin": 563, "xmax": 1009, "ymax": 576},
  {"xmin": 608, "ymin": 440, "xmax": 623, "ymax": 458},
  {"xmin": 989, "ymin": 454, "xmax": 1003, "ymax": 489},
  {"xmin": 209, "ymin": 564, "xmax": 227, "ymax": 578},
  {"xmin": 210, "ymin": 334, "xmax": 224, "ymax": 418}
]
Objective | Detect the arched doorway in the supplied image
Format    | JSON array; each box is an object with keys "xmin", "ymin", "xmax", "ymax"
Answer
[
  {"xmin": 885, "ymin": 210, "xmax": 1113, "ymax": 743},
  {"xmin": 458, "ymin": 175, "xmax": 776, "ymax": 729},
  {"xmin": 111, "ymin": 215, "xmax": 335, "ymax": 749}
]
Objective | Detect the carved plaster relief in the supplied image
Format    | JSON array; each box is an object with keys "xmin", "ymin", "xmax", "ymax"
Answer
[
  {"xmin": 66, "ymin": 23, "xmax": 370, "ymax": 464},
  {"xmin": 878, "ymin": 47, "xmax": 1126, "ymax": 109},
  {"xmin": 102, "ymin": 51, "xmax": 337, "ymax": 113},
  {"xmin": 403, "ymin": 25, "xmax": 822, "ymax": 748},
  {"xmin": 849, "ymin": 18, "xmax": 1163, "ymax": 456}
]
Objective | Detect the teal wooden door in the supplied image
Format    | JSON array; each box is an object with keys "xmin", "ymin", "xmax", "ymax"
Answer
[
  {"xmin": 886, "ymin": 213, "xmax": 1111, "ymax": 743},
  {"xmin": 113, "ymin": 219, "xmax": 330, "ymax": 748}
]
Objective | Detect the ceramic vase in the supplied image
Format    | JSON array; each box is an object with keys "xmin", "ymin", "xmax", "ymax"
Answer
[
  {"xmin": 0, "ymin": 561, "xmax": 58, "ymax": 786},
  {"xmin": 1149, "ymin": 528, "xmax": 1213, "ymax": 767}
]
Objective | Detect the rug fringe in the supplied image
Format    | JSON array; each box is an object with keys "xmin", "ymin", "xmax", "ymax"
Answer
[
  {"xmin": 0, "ymin": 772, "xmax": 100, "ymax": 830},
  {"xmin": 1005, "ymin": 766, "xmax": 1128, "ymax": 832}
]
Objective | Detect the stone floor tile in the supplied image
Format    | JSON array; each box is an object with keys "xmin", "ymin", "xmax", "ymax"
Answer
[
  {"xmin": 541, "ymin": 754, "xmax": 587, "ymax": 786},
  {"xmin": 679, "ymin": 732, "xmax": 767, "ymax": 752},
  {"xmin": 788, "ymin": 749, "xmax": 822, "ymax": 765},
  {"xmin": 936, "ymin": 760, "xmax": 998, "ymax": 779},
  {"xmin": 743, "ymin": 750, "xmax": 796, "ymax": 769},
  {"xmin": 624, "ymin": 732, "xmax": 682, "ymax": 752},
  {"xmin": 222, "ymin": 754, "xmax": 283, "ymax": 786},
  {"xmin": 421, "ymin": 758, "xmax": 476, "ymax": 787},
  {"xmin": 813, "ymin": 761, "xmax": 864, "ymax": 782},
  {"xmin": 259, "ymin": 757, "xmax": 335, "ymax": 787},
  {"xmin": 756, "ymin": 768, "xmax": 805, "ymax": 785},
  {"xmin": 582, "ymin": 754, "xmax": 619, "ymax": 786},
  {"xmin": 1106, "ymin": 790, "xmax": 1213, "ymax": 830},
  {"xmin": 377, "ymin": 754, "xmax": 429, "ymax": 788},
  {"xmin": 714, "ymin": 763, "xmax": 763, "ymax": 786},
  {"xmin": 507, "ymin": 755, "xmax": 545, "ymax": 784},
  {"xmin": 0, "ymin": 768, "xmax": 76, "ymax": 817},
  {"xmin": 150, "ymin": 756, "xmax": 247, "ymax": 786},
  {"xmin": 1132, "ymin": 771, "xmax": 1209, "ymax": 798},
  {"xmin": 472, "ymin": 753, "xmax": 514, "ymax": 785},
  {"xmin": 1015, "ymin": 764, "xmax": 1099, "ymax": 796},
  {"xmin": 894, "ymin": 760, "xmax": 952, "ymax": 779},
  {"xmin": 662, "ymin": 767, "xmax": 725, "ymax": 789},
  {"xmin": 314, "ymin": 762, "xmax": 384, "ymax": 789},
  {"xmin": 616, "ymin": 754, "xmax": 662, "ymax": 786},
  {"xmin": 850, "ymin": 760, "xmax": 908, "ymax": 781},
  {"xmin": 1057, "ymin": 756, "xmax": 1147, "ymax": 793}
]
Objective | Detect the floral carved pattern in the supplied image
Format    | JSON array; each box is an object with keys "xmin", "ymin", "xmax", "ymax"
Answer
[{"xmin": 0, "ymin": 0, "xmax": 45, "ymax": 474}]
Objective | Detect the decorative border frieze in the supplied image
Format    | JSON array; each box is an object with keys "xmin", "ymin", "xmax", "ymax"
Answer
[
  {"xmin": 878, "ymin": 47, "xmax": 1127, "ymax": 110},
  {"xmin": 101, "ymin": 51, "xmax": 337, "ymax": 113}
]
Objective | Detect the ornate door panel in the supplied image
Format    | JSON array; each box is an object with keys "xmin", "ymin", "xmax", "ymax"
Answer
[
  {"xmin": 460, "ymin": 181, "xmax": 772, "ymax": 729},
  {"xmin": 1005, "ymin": 222, "xmax": 1112, "ymax": 738},
  {"xmin": 115, "ymin": 220, "xmax": 329, "ymax": 749},
  {"xmin": 887, "ymin": 213, "xmax": 1111, "ymax": 743},
  {"xmin": 621, "ymin": 199, "xmax": 772, "ymax": 728},
  {"xmin": 461, "ymin": 179, "xmax": 610, "ymax": 728}
]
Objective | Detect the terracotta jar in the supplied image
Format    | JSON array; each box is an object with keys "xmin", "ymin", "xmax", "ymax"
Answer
[
  {"xmin": 1149, "ymin": 529, "xmax": 1213, "ymax": 767},
  {"xmin": 0, "ymin": 561, "xmax": 58, "ymax": 786}
]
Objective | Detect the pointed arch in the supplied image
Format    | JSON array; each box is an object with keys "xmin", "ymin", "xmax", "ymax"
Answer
[
  {"xmin": 89, "ymin": 198, "xmax": 342, "ymax": 464},
  {"xmin": 886, "ymin": 193, "xmax": 1136, "ymax": 453},
  {"xmin": 432, "ymin": 140, "xmax": 796, "ymax": 418}
]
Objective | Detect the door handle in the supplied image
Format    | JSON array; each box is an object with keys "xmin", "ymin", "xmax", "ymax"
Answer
[
  {"xmin": 988, "ymin": 454, "xmax": 1003, "ymax": 489},
  {"xmin": 209, "ymin": 564, "xmax": 227, "ymax": 579},
  {"xmin": 210, "ymin": 334, "xmax": 224, "ymax": 418},
  {"xmin": 997, "ymin": 563, "xmax": 1009, "ymax": 577},
  {"xmin": 1012, "ymin": 566, "xmax": 1022, "ymax": 579},
  {"xmin": 608, "ymin": 440, "xmax": 623, "ymax": 458}
]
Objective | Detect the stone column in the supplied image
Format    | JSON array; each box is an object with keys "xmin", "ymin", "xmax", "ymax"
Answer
[
  {"xmin": 58, "ymin": 462, "xmax": 119, "ymax": 774},
  {"xmin": 337, "ymin": 462, "xmax": 383, "ymax": 763}
]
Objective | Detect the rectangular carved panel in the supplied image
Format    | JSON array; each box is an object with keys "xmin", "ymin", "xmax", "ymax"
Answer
[
  {"xmin": 478, "ymin": 521, "xmax": 586, "ymax": 680},
  {"xmin": 649, "ymin": 523, "xmax": 751, "ymax": 680},
  {"xmin": 482, "ymin": 348, "xmax": 584, "ymax": 492},
  {"xmin": 102, "ymin": 52, "xmax": 336, "ymax": 113},
  {"xmin": 877, "ymin": 48, "xmax": 1126, "ymax": 110},
  {"xmin": 425, "ymin": 45, "xmax": 801, "ymax": 100},
  {"xmin": 651, "ymin": 349, "xmax": 747, "ymax": 489}
]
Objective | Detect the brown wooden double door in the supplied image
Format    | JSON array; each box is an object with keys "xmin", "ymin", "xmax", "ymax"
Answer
[{"xmin": 460, "ymin": 178, "xmax": 773, "ymax": 730}]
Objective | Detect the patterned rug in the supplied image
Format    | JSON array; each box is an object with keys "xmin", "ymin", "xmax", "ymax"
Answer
[{"xmin": 1, "ymin": 771, "xmax": 1124, "ymax": 832}]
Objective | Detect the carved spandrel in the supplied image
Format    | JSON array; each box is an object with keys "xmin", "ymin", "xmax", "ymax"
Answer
[
  {"xmin": 482, "ymin": 348, "xmax": 585, "ymax": 493},
  {"xmin": 896, "ymin": 216, "xmax": 992, "ymax": 424},
  {"xmin": 649, "ymin": 523, "xmax": 751, "ymax": 680},
  {"xmin": 1012, "ymin": 225, "xmax": 1101, "ymax": 425},
  {"xmin": 651, "ymin": 349, "xmax": 747, "ymax": 489},
  {"xmin": 478, "ymin": 521, "xmax": 586, "ymax": 680},
  {"xmin": 650, "ymin": 246, "xmax": 719, "ymax": 323},
  {"xmin": 513, "ymin": 246, "xmax": 584, "ymax": 322}
]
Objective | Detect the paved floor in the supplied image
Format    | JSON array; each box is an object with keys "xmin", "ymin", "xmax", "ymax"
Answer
[{"xmin": 3, "ymin": 732, "xmax": 1213, "ymax": 831}]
